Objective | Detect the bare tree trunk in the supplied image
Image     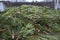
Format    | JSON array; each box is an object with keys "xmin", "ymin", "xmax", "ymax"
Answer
[
  {"xmin": 11, "ymin": 30, "xmax": 15, "ymax": 40},
  {"xmin": 16, "ymin": 0, "xmax": 18, "ymax": 2},
  {"xmin": 16, "ymin": 35, "xmax": 20, "ymax": 40}
]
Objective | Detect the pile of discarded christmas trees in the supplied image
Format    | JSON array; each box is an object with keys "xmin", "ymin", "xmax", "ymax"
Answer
[{"xmin": 0, "ymin": 5, "xmax": 60, "ymax": 40}]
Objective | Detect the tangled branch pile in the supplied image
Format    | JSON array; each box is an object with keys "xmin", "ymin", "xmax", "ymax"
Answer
[{"xmin": 0, "ymin": 5, "xmax": 60, "ymax": 40}]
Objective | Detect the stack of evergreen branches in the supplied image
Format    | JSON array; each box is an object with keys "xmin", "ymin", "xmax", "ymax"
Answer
[{"xmin": 0, "ymin": 5, "xmax": 60, "ymax": 40}]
